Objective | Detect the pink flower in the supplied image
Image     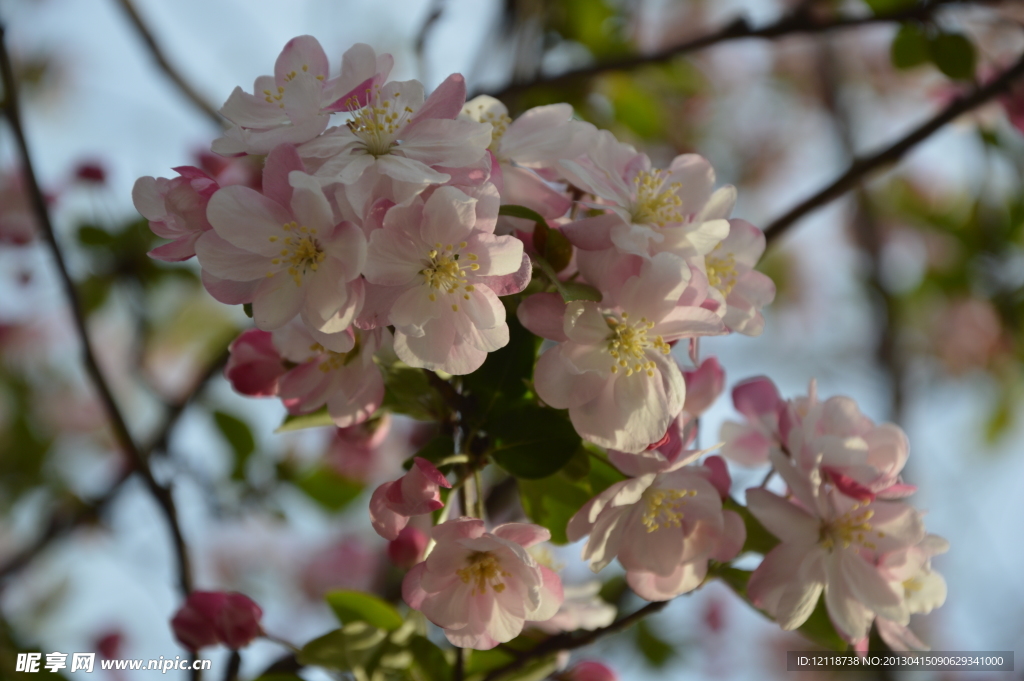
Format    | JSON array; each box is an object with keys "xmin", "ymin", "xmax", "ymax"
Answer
[
  {"xmin": 402, "ymin": 519, "xmax": 564, "ymax": 649},
  {"xmin": 564, "ymin": 661, "xmax": 618, "ymax": 681},
  {"xmin": 388, "ymin": 526, "xmax": 430, "ymax": 568},
  {"xmin": 213, "ymin": 39, "xmax": 393, "ymax": 155},
  {"xmin": 567, "ymin": 462, "xmax": 744, "ymax": 601},
  {"xmin": 307, "ymin": 74, "xmax": 491, "ymax": 188},
  {"xmin": 682, "ymin": 356, "xmax": 725, "ymax": 417},
  {"xmin": 170, "ymin": 591, "xmax": 263, "ymax": 651},
  {"xmin": 559, "ymin": 130, "xmax": 730, "ymax": 258},
  {"xmin": 693, "ymin": 219, "xmax": 776, "ymax": 336},
  {"xmin": 134, "ymin": 166, "xmax": 219, "ymax": 262},
  {"xmin": 369, "ymin": 457, "xmax": 451, "ymax": 540},
  {"xmin": 719, "ymin": 376, "xmax": 787, "ymax": 466},
  {"xmin": 196, "ymin": 145, "xmax": 366, "ymax": 332},
  {"xmin": 745, "ymin": 478, "xmax": 926, "ymax": 642},
  {"xmin": 532, "ymin": 581, "xmax": 616, "ymax": 634},
  {"xmin": 874, "ymin": 534, "xmax": 948, "ymax": 651},
  {"xmin": 224, "ymin": 329, "xmax": 286, "ymax": 397},
  {"xmin": 362, "ymin": 186, "xmax": 529, "ymax": 374},
  {"xmin": 520, "ymin": 252, "xmax": 726, "ymax": 453},
  {"xmin": 0, "ymin": 170, "xmax": 39, "ymax": 246},
  {"xmin": 300, "ymin": 536, "xmax": 382, "ymax": 599}
]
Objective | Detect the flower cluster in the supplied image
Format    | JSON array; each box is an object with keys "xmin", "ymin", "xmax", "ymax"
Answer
[{"xmin": 721, "ymin": 378, "xmax": 946, "ymax": 649}]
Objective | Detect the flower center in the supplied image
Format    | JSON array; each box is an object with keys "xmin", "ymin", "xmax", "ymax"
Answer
[
  {"xmin": 421, "ymin": 241, "xmax": 480, "ymax": 313},
  {"xmin": 630, "ymin": 169, "xmax": 684, "ymax": 228},
  {"xmin": 268, "ymin": 221, "xmax": 326, "ymax": 285},
  {"xmin": 706, "ymin": 253, "xmax": 738, "ymax": 296},
  {"xmin": 606, "ymin": 313, "xmax": 670, "ymax": 376},
  {"xmin": 641, "ymin": 488, "xmax": 696, "ymax": 532},
  {"xmin": 456, "ymin": 551, "xmax": 510, "ymax": 595},
  {"xmin": 819, "ymin": 504, "xmax": 886, "ymax": 551},
  {"xmin": 345, "ymin": 86, "xmax": 416, "ymax": 157}
]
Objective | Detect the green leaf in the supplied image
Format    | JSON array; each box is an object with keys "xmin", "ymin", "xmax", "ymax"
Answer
[
  {"xmin": 463, "ymin": 312, "xmax": 540, "ymax": 411},
  {"xmin": 532, "ymin": 220, "xmax": 573, "ymax": 273},
  {"xmin": 382, "ymin": 363, "xmax": 445, "ymax": 421},
  {"xmin": 489, "ymin": 406, "xmax": 581, "ymax": 479},
  {"xmin": 724, "ymin": 498, "xmax": 779, "ymax": 555},
  {"xmin": 891, "ymin": 23, "xmax": 930, "ymax": 69},
  {"xmin": 213, "ymin": 410, "xmax": 256, "ymax": 480},
  {"xmin": 409, "ymin": 636, "xmax": 453, "ymax": 681},
  {"xmin": 559, "ymin": 281, "xmax": 602, "ymax": 302},
  {"xmin": 636, "ymin": 620, "xmax": 675, "ymax": 667},
  {"xmin": 863, "ymin": 0, "xmax": 916, "ymax": 13},
  {"xmin": 929, "ymin": 32, "xmax": 976, "ymax": 80},
  {"xmin": 407, "ymin": 434, "xmax": 457, "ymax": 467},
  {"xmin": 518, "ymin": 452, "xmax": 625, "ymax": 543},
  {"xmin": 276, "ymin": 406, "xmax": 335, "ymax": 432},
  {"xmin": 498, "ymin": 204, "xmax": 548, "ymax": 225},
  {"xmin": 77, "ymin": 225, "xmax": 115, "ymax": 247},
  {"xmin": 243, "ymin": 302, "xmax": 253, "ymax": 318},
  {"xmin": 297, "ymin": 623, "xmax": 388, "ymax": 670},
  {"xmin": 294, "ymin": 466, "xmax": 363, "ymax": 512},
  {"xmin": 325, "ymin": 590, "xmax": 404, "ymax": 631}
]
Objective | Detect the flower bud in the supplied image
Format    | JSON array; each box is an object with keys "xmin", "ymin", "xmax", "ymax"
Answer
[
  {"xmin": 564, "ymin": 660, "xmax": 617, "ymax": 681},
  {"xmin": 217, "ymin": 593, "xmax": 264, "ymax": 649},
  {"xmin": 225, "ymin": 329, "xmax": 286, "ymax": 397},
  {"xmin": 387, "ymin": 526, "xmax": 428, "ymax": 569},
  {"xmin": 170, "ymin": 591, "xmax": 263, "ymax": 651}
]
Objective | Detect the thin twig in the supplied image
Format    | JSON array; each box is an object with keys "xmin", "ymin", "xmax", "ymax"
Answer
[
  {"xmin": 477, "ymin": 0, "xmax": 984, "ymax": 100},
  {"xmin": 480, "ymin": 601, "xmax": 669, "ymax": 681},
  {"xmin": 112, "ymin": 0, "xmax": 222, "ymax": 127},
  {"xmin": 764, "ymin": 48, "xmax": 1024, "ymax": 247},
  {"xmin": 454, "ymin": 646, "xmax": 465, "ymax": 681},
  {"xmin": 0, "ymin": 24, "xmax": 193, "ymax": 595}
]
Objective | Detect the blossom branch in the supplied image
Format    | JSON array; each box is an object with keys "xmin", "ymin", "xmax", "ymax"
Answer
[
  {"xmin": 478, "ymin": 0, "xmax": 982, "ymax": 101},
  {"xmin": 763, "ymin": 47, "xmax": 1024, "ymax": 247},
  {"xmin": 0, "ymin": 23, "xmax": 195, "ymax": 596},
  {"xmin": 480, "ymin": 601, "xmax": 669, "ymax": 681},
  {"xmin": 112, "ymin": 0, "xmax": 222, "ymax": 127}
]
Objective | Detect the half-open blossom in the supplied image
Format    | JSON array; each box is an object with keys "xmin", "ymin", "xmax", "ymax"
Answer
[
  {"xmin": 402, "ymin": 519, "xmax": 563, "ymax": 649},
  {"xmin": 196, "ymin": 145, "xmax": 366, "ymax": 332},
  {"xmin": 745, "ymin": 474, "xmax": 926, "ymax": 642},
  {"xmin": 362, "ymin": 186, "xmax": 528, "ymax": 374},
  {"xmin": 214, "ymin": 39, "xmax": 393, "ymax": 155},
  {"xmin": 559, "ymin": 130, "xmax": 730, "ymax": 258},
  {"xmin": 307, "ymin": 74, "xmax": 491, "ymax": 188},
  {"xmin": 461, "ymin": 95, "xmax": 593, "ymax": 219},
  {"xmin": 133, "ymin": 166, "xmax": 218, "ymax": 262},
  {"xmin": 171, "ymin": 591, "xmax": 263, "ymax": 651},
  {"xmin": 568, "ymin": 461, "xmax": 744, "ymax": 601},
  {"xmin": 369, "ymin": 457, "xmax": 451, "ymax": 540},
  {"xmin": 520, "ymin": 252, "xmax": 726, "ymax": 452},
  {"xmin": 693, "ymin": 219, "xmax": 776, "ymax": 336}
]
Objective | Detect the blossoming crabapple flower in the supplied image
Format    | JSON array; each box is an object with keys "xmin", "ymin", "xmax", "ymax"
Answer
[
  {"xmin": 568, "ymin": 460, "xmax": 744, "ymax": 601},
  {"xmin": 875, "ymin": 534, "xmax": 949, "ymax": 651},
  {"xmin": 745, "ymin": 468, "xmax": 927, "ymax": 643},
  {"xmin": 133, "ymin": 166, "xmax": 218, "ymax": 262},
  {"xmin": 306, "ymin": 73, "xmax": 491, "ymax": 188},
  {"xmin": 402, "ymin": 518, "xmax": 564, "ymax": 649},
  {"xmin": 532, "ymin": 581, "xmax": 616, "ymax": 634},
  {"xmin": 362, "ymin": 186, "xmax": 528, "ymax": 374},
  {"xmin": 692, "ymin": 219, "xmax": 776, "ymax": 336},
  {"xmin": 213, "ymin": 39, "xmax": 393, "ymax": 155},
  {"xmin": 461, "ymin": 95, "xmax": 594, "ymax": 219},
  {"xmin": 559, "ymin": 130, "xmax": 730, "ymax": 258},
  {"xmin": 195, "ymin": 145, "xmax": 366, "ymax": 332},
  {"xmin": 171, "ymin": 591, "xmax": 263, "ymax": 651},
  {"xmin": 519, "ymin": 252, "xmax": 726, "ymax": 453},
  {"xmin": 369, "ymin": 457, "xmax": 451, "ymax": 540},
  {"xmin": 718, "ymin": 376, "xmax": 787, "ymax": 466}
]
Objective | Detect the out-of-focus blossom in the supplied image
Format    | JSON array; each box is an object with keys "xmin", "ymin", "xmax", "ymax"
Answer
[
  {"xmin": 0, "ymin": 170, "xmax": 40, "ymax": 246},
  {"xmin": 387, "ymin": 526, "xmax": 429, "ymax": 569},
  {"xmin": 170, "ymin": 591, "xmax": 263, "ymax": 651},
  {"xmin": 403, "ymin": 519, "xmax": 563, "ymax": 649},
  {"xmin": 533, "ymin": 581, "xmax": 616, "ymax": 634},
  {"xmin": 930, "ymin": 297, "xmax": 1008, "ymax": 374},
  {"xmin": 564, "ymin": 661, "xmax": 618, "ymax": 681},
  {"xmin": 133, "ymin": 166, "xmax": 219, "ymax": 262},
  {"xmin": 73, "ymin": 161, "xmax": 107, "ymax": 184},
  {"xmin": 300, "ymin": 536, "xmax": 382, "ymax": 599},
  {"xmin": 369, "ymin": 457, "xmax": 450, "ymax": 540},
  {"xmin": 224, "ymin": 329, "xmax": 286, "ymax": 397}
]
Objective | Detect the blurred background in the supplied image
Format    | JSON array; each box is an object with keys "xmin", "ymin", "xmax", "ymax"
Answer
[{"xmin": 1, "ymin": 0, "xmax": 1024, "ymax": 679}]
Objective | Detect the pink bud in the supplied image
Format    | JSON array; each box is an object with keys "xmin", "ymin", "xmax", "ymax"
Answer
[
  {"xmin": 564, "ymin": 661, "xmax": 617, "ymax": 681},
  {"xmin": 388, "ymin": 526, "xmax": 429, "ymax": 569},
  {"xmin": 74, "ymin": 162, "xmax": 107, "ymax": 184},
  {"xmin": 370, "ymin": 458, "xmax": 451, "ymax": 540},
  {"xmin": 95, "ymin": 631, "xmax": 123, "ymax": 660},
  {"xmin": 225, "ymin": 329, "xmax": 286, "ymax": 397},
  {"xmin": 732, "ymin": 376, "xmax": 782, "ymax": 421},
  {"xmin": 170, "ymin": 591, "xmax": 262, "ymax": 651},
  {"xmin": 683, "ymin": 357, "xmax": 725, "ymax": 416},
  {"xmin": 703, "ymin": 455, "xmax": 731, "ymax": 500}
]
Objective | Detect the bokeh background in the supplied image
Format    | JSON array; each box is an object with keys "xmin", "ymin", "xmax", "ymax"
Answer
[{"xmin": 2, "ymin": 0, "xmax": 1024, "ymax": 679}]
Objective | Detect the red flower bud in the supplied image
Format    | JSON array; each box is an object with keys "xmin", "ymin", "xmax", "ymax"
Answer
[
  {"xmin": 171, "ymin": 591, "xmax": 263, "ymax": 651},
  {"xmin": 565, "ymin": 661, "xmax": 617, "ymax": 681},
  {"xmin": 387, "ymin": 526, "xmax": 428, "ymax": 569}
]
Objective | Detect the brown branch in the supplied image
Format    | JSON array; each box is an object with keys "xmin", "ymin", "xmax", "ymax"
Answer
[
  {"xmin": 480, "ymin": 601, "xmax": 668, "ymax": 681},
  {"xmin": 0, "ymin": 24, "xmax": 194, "ymax": 595},
  {"xmin": 764, "ymin": 47, "xmax": 1024, "ymax": 248},
  {"xmin": 477, "ymin": 0, "xmax": 981, "ymax": 101},
  {"xmin": 112, "ymin": 0, "xmax": 222, "ymax": 128}
]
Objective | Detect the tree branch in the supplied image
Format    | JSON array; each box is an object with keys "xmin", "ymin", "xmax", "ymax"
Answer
[
  {"xmin": 0, "ymin": 23, "xmax": 194, "ymax": 595},
  {"xmin": 763, "ymin": 47, "xmax": 1024, "ymax": 247},
  {"xmin": 112, "ymin": 0, "xmax": 222, "ymax": 128},
  {"xmin": 480, "ymin": 601, "xmax": 668, "ymax": 681},
  {"xmin": 477, "ymin": 0, "xmax": 981, "ymax": 101}
]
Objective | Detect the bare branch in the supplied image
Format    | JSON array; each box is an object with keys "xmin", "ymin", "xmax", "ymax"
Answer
[
  {"xmin": 477, "ymin": 0, "xmax": 982, "ymax": 101},
  {"xmin": 113, "ymin": 0, "xmax": 222, "ymax": 128},
  {"xmin": 763, "ymin": 48, "xmax": 1024, "ymax": 247}
]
